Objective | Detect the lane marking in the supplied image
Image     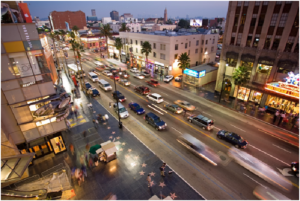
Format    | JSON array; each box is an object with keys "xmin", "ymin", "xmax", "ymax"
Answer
[
  {"xmin": 172, "ymin": 127, "xmax": 183, "ymax": 134},
  {"xmin": 272, "ymin": 144, "xmax": 292, "ymax": 153},
  {"xmin": 230, "ymin": 124, "xmax": 246, "ymax": 132},
  {"xmin": 243, "ymin": 173, "xmax": 267, "ymax": 189},
  {"xmin": 249, "ymin": 145, "xmax": 290, "ymax": 166},
  {"xmin": 148, "ymin": 105, "xmax": 164, "ymax": 115},
  {"xmin": 214, "ymin": 126, "xmax": 221, "ymax": 131},
  {"xmin": 151, "ymin": 104, "xmax": 168, "ymax": 113},
  {"xmin": 164, "ymin": 101, "xmax": 170, "ymax": 104}
]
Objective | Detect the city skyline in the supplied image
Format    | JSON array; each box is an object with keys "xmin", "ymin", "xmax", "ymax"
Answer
[{"xmin": 25, "ymin": 1, "xmax": 228, "ymax": 20}]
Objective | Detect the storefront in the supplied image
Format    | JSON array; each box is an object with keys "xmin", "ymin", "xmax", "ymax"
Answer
[
  {"xmin": 183, "ymin": 64, "xmax": 217, "ymax": 86},
  {"xmin": 236, "ymin": 87, "xmax": 264, "ymax": 104}
]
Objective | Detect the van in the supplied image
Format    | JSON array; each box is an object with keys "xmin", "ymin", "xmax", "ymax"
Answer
[
  {"xmin": 146, "ymin": 93, "xmax": 164, "ymax": 103},
  {"xmin": 88, "ymin": 72, "xmax": 99, "ymax": 82},
  {"xmin": 187, "ymin": 114, "xmax": 214, "ymax": 130},
  {"xmin": 113, "ymin": 102, "xmax": 129, "ymax": 119},
  {"xmin": 98, "ymin": 79, "xmax": 112, "ymax": 91}
]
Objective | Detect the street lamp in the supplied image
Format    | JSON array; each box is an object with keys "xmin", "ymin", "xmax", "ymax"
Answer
[
  {"xmin": 218, "ymin": 61, "xmax": 229, "ymax": 103},
  {"xmin": 112, "ymin": 72, "xmax": 122, "ymax": 129}
]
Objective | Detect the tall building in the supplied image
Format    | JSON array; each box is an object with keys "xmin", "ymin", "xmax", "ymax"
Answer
[
  {"xmin": 110, "ymin": 10, "xmax": 119, "ymax": 21},
  {"xmin": 49, "ymin": 10, "xmax": 86, "ymax": 31},
  {"xmin": 91, "ymin": 9, "xmax": 96, "ymax": 16},
  {"xmin": 87, "ymin": 16, "xmax": 98, "ymax": 22},
  {"xmin": 216, "ymin": 1, "xmax": 299, "ymax": 114},
  {"xmin": 164, "ymin": 8, "xmax": 167, "ymax": 23}
]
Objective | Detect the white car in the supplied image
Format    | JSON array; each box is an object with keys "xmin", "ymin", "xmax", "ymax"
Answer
[
  {"xmin": 134, "ymin": 73, "xmax": 145, "ymax": 79},
  {"xmin": 130, "ymin": 68, "xmax": 139, "ymax": 73},
  {"xmin": 147, "ymin": 93, "xmax": 164, "ymax": 104},
  {"xmin": 102, "ymin": 70, "xmax": 112, "ymax": 76},
  {"xmin": 163, "ymin": 75, "xmax": 174, "ymax": 83}
]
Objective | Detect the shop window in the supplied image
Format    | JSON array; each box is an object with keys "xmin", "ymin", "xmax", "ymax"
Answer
[
  {"xmin": 227, "ymin": 58, "xmax": 237, "ymax": 67},
  {"xmin": 252, "ymin": 35, "xmax": 260, "ymax": 47},
  {"xmin": 266, "ymin": 95, "xmax": 299, "ymax": 114},
  {"xmin": 153, "ymin": 52, "xmax": 156, "ymax": 58},
  {"xmin": 196, "ymin": 40, "xmax": 199, "ymax": 46},
  {"xmin": 237, "ymin": 87, "xmax": 251, "ymax": 101},
  {"xmin": 9, "ymin": 53, "xmax": 34, "ymax": 78},
  {"xmin": 224, "ymin": 79, "xmax": 232, "ymax": 93},
  {"xmin": 249, "ymin": 90, "xmax": 263, "ymax": 104},
  {"xmin": 258, "ymin": 14, "xmax": 265, "ymax": 26},
  {"xmin": 272, "ymin": 37, "xmax": 280, "ymax": 50},
  {"xmin": 254, "ymin": 64, "xmax": 273, "ymax": 83},
  {"xmin": 246, "ymin": 35, "xmax": 252, "ymax": 47},
  {"xmin": 278, "ymin": 13, "xmax": 288, "ymax": 27},
  {"xmin": 175, "ymin": 44, "xmax": 178, "ymax": 50},
  {"xmin": 263, "ymin": 36, "xmax": 271, "ymax": 49},
  {"xmin": 185, "ymin": 75, "xmax": 197, "ymax": 85},
  {"xmin": 270, "ymin": 13, "xmax": 278, "ymax": 27}
]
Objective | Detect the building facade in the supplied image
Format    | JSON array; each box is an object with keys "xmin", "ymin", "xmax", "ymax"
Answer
[
  {"xmin": 216, "ymin": 1, "xmax": 299, "ymax": 114},
  {"xmin": 110, "ymin": 10, "xmax": 119, "ymax": 21},
  {"xmin": 152, "ymin": 24, "xmax": 176, "ymax": 31},
  {"xmin": 102, "ymin": 17, "xmax": 112, "ymax": 24},
  {"xmin": 49, "ymin": 10, "xmax": 86, "ymax": 31},
  {"xmin": 119, "ymin": 30, "xmax": 218, "ymax": 76},
  {"xmin": 87, "ymin": 16, "xmax": 98, "ymax": 22},
  {"xmin": 91, "ymin": 9, "xmax": 96, "ymax": 16}
]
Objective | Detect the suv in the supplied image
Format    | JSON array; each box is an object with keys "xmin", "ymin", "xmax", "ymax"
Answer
[
  {"xmin": 188, "ymin": 114, "xmax": 214, "ymax": 130},
  {"xmin": 134, "ymin": 86, "xmax": 150, "ymax": 95},
  {"xmin": 112, "ymin": 91, "xmax": 126, "ymax": 102},
  {"xmin": 146, "ymin": 79, "xmax": 160, "ymax": 87},
  {"xmin": 144, "ymin": 112, "xmax": 167, "ymax": 131},
  {"xmin": 147, "ymin": 93, "xmax": 164, "ymax": 103}
]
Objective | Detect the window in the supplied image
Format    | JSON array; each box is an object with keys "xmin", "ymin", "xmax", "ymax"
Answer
[
  {"xmin": 136, "ymin": 48, "xmax": 138, "ymax": 53},
  {"xmin": 188, "ymin": 50, "xmax": 190, "ymax": 55},
  {"xmin": 201, "ymin": 48, "xmax": 203, "ymax": 53},
  {"xmin": 270, "ymin": 14, "xmax": 278, "ymax": 26},
  {"xmin": 205, "ymin": 40, "xmax": 208, "ymax": 44},
  {"xmin": 140, "ymin": 41, "xmax": 143, "ymax": 46},
  {"xmin": 285, "ymin": 36, "xmax": 295, "ymax": 52},
  {"xmin": 258, "ymin": 14, "xmax": 265, "ymax": 26},
  {"xmin": 240, "ymin": 15, "xmax": 246, "ymax": 25},
  {"xmin": 236, "ymin": 33, "xmax": 242, "ymax": 46},
  {"xmin": 189, "ymin": 41, "xmax": 191, "ymax": 47},
  {"xmin": 263, "ymin": 35, "xmax": 272, "ymax": 49},
  {"xmin": 195, "ymin": 49, "xmax": 198, "ymax": 54},
  {"xmin": 160, "ymin": 44, "xmax": 166, "ymax": 50},
  {"xmin": 237, "ymin": 1, "xmax": 242, "ymax": 6},
  {"xmin": 153, "ymin": 43, "xmax": 156, "ymax": 49},
  {"xmin": 204, "ymin": 48, "xmax": 207, "ymax": 53},
  {"xmin": 255, "ymin": 1, "xmax": 260, "ymax": 6},
  {"xmin": 234, "ymin": 14, "xmax": 239, "ymax": 26},
  {"xmin": 263, "ymin": 1, "xmax": 268, "ymax": 5},
  {"xmin": 175, "ymin": 44, "xmax": 178, "ymax": 50},
  {"xmin": 212, "ymin": 39, "xmax": 215, "ymax": 44},
  {"xmin": 231, "ymin": 37, "xmax": 235, "ymax": 45},
  {"xmin": 272, "ymin": 36, "xmax": 281, "ymax": 50},
  {"xmin": 246, "ymin": 35, "xmax": 252, "ymax": 47},
  {"xmin": 244, "ymin": 1, "xmax": 249, "ymax": 6},
  {"xmin": 285, "ymin": 1, "xmax": 292, "ymax": 4},
  {"xmin": 202, "ymin": 40, "xmax": 204, "ymax": 45},
  {"xmin": 174, "ymin": 54, "xmax": 178, "ymax": 59},
  {"xmin": 196, "ymin": 40, "xmax": 199, "ymax": 46},
  {"xmin": 251, "ymin": 14, "xmax": 257, "ymax": 26},
  {"xmin": 135, "ymin": 40, "xmax": 138, "ymax": 45},
  {"xmin": 294, "ymin": 42, "xmax": 299, "ymax": 53},
  {"xmin": 130, "ymin": 39, "xmax": 132, "ymax": 44},
  {"xmin": 185, "ymin": 43, "xmax": 188, "ymax": 49},
  {"xmin": 211, "ymin": 47, "xmax": 214, "ymax": 52},
  {"xmin": 276, "ymin": 1, "xmax": 282, "ymax": 4},
  {"xmin": 160, "ymin": 53, "xmax": 165, "ymax": 60},
  {"xmin": 253, "ymin": 35, "xmax": 260, "ymax": 47},
  {"xmin": 153, "ymin": 52, "xmax": 156, "ymax": 57},
  {"xmin": 278, "ymin": 13, "xmax": 288, "ymax": 27}
]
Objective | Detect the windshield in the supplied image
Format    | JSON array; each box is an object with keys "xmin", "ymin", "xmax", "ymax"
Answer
[
  {"xmin": 152, "ymin": 80, "xmax": 158, "ymax": 84},
  {"xmin": 153, "ymin": 117, "xmax": 161, "ymax": 123},
  {"xmin": 92, "ymin": 75, "xmax": 98, "ymax": 78},
  {"xmin": 104, "ymin": 84, "xmax": 110, "ymax": 87},
  {"xmin": 134, "ymin": 105, "xmax": 141, "ymax": 110},
  {"xmin": 86, "ymin": 84, "xmax": 91, "ymax": 88},
  {"xmin": 158, "ymin": 97, "xmax": 163, "ymax": 100},
  {"xmin": 119, "ymin": 107, "xmax": 127, "ymax": 113}
]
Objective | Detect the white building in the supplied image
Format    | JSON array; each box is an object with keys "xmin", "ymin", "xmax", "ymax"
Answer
[
  {"xmin": 102, "ymin": 17, "xmax": 112, "ymax": 24},
  {"xmin": 152, "ymin": 24, "xmax": 176, "ymax": 31},
  {"xmin": 35, "ymin": 20, "xmax": 50, "ymax": 28},
  {"xmin": 109, "ymin": 22, "xmax": 141, "ymax": 33}
]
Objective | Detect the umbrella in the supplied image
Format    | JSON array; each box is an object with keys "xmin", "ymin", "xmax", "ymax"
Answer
[{"xmin": 89, "ymin": 144, "xmax": 101, "ymax": 154}]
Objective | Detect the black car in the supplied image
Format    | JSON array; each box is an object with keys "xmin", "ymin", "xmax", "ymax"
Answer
[
  {"xmin": 134, "ymin": 86, "xmax": 150, "ymax": 95},
  {"xmin": 85, "ymin": 82, "xmax": 92, "ymax": 90},
  {"xmin": 216, "ymin": 130, "xmax": 248, "ymax": 148},
  {"xmin": 112, "ymin": 91, "xmax": 126, "ymax": 102},
  {"xmin": 291, "ymin": 162, "xmax": 299, "ymax": 176},
  {"xmin": 88, "ymin": 88, "xmax": 100, "ymax": 97},
  {"xmin": 144, "ymin": 112, "xmax": 167, "ymax": 131}
]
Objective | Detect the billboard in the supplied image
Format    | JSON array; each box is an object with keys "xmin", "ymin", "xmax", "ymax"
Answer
[
  {"xmin": 184, "ymin": 68, "xmax": 206, "ymax": 78},
  {"xmin": 190, "ymin": 19, "xmax": 202, "ymax": 27},
  {"xmin": 18, "ymin": 3, "xmax": 32, "ymax": 23}
]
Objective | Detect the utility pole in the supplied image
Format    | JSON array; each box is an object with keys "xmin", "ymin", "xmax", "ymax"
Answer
[
  {"xmin": 113, "ymin": 72, "xmax": 123, "ymax": 129},
  {"xmin": 219, "ymin": 62, "xmax": 227, "ymax": 103}
]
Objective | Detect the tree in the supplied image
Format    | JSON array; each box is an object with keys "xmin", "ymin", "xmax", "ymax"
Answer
[
  {"xmin": 59, "ymin": 29, "xmax": 67, "ymax": 42},
  {"xmin": 141, "ymin": 41, "xmax": 152, "ymax": 72},
  {"xmin": 114, "ymin": 38, "xmax": 123, "ymax": 61},
  {"xmin": 166, "ymin": 19, "xmax": 173, "ymax": 24},
  {"xmin": 232, "ymin": 66, "xmax": 251, "ymax": 107},
  {"xmin": 119, "ymin": 23, "xmax": 130, "ymax": 32},
  {"xmin": 178, "ymin": 53, "xmax": 190, "ymax": 88},
  {"xmin": 72, "ymin": 25, "xmax": 80, "ymax": 43},
  {"xmin": 178, "ymin": 19, "xmax": 190, "ymax": 29},
  {"xmin": 49, "ymin": 32, "xmax": 60, "ymax": 71},
  {"xmin": 99, "ymin": 24, "xmax": 113, "ymax": 59}
]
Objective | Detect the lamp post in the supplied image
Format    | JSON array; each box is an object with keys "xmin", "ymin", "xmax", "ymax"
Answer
[
  {"xmin": 218, "ymin": 62, "xmax": 228, "ymax": 103},
  {"xmin": 113, "ymin": 72, "xmax": 122, "ymax": 129}
]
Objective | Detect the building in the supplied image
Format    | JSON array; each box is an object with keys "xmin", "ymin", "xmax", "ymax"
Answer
[
  {"xmin": 152, "ymin": 24, "xmax": 176, "ymax": 31},
  {"xmin": 119, "ymin": 30, "xmax": 218, "ymax": 76},
  {"xmin": 49, "ymin": 10, "xmax": 86, "ymax": 31},
  {"xmin": 202, "ymin": 19, "xmax": 209, "ymax": 27},
  {"xmin": 109, "ymin": 22, "xmax": 141, "ymax": 33},
  {"xmin": 87, "ymin": 16, "xmax": 98, "ymax": 22},
  {"xmin": 1, "ymin": 1, "xmax": 67, "ymax": 186},
  {"xmin": 216, "ymin": 1, "xmax": 299, "ymax": 114},
  {"xmin": 123, "ymin": 13, "xmax": 133, "ymax": 18},
  {"xmin": 35, "ymin": 20, "xmax": 50, "ymax": 28},
  {"xmin": 183, "ymin": 64, "xmax": 218, "ymax": 86},
  {"xmin": 209, "ymin": 17, "xmax": 226, "ymax": 30},
  {"xmin": 102, "ymin": 17, "xmax": 112, "ymax": 24},
  {"xmin": 145, "ymin": 18, "xmax": 158, "ymax": 24},
  {"xmin": 110, "ymin": 10, "xmax": 119, "ymax": 21},
  {"xmin": 91, "ymin": 9, "xmax": 96, "ymax": 16},
  {"xmin": 164, "ymin": 8, "xmax": 167, "ymax": 23}
]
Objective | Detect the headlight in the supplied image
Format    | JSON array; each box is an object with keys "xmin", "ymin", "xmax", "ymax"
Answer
[
  {"xmin": 293, "ymin": 167, "xmax": 297, "ymax": 171},
  {"xmin": 165, "ymin": 123, "xmax": 167, "ymax": 126},
  {"xmin": 159, "ymin": 126, "xmax": 162, "ymax": 129}
]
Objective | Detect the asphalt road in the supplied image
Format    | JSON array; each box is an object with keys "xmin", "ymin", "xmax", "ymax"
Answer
[{"xmin": 60, "ymin": 49, "xmax": 299, "ymax": 200}]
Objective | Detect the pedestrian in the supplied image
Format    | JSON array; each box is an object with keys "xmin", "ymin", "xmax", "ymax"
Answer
[
  {"xmin": 69, "ymin": 143, "xmax": 74, "ymax": 155},
  {"xmin": 82, "ymin": 130, "xmax": 87, "ymax": 138},
  {"xmin": 74, "ymin": 110, "xmax": 78, "ymax": 119},
  {"xmin": 102, "ymin": 115, "xmax": 106, "ymax": 123},
  {"xmin": 160, "ymin": 163, "xmax": 166, "ymax": 177},
  {"xmin": 94, "ymin": 156, "xmax": 99, "ymax": 166},
  {"xmin": 88, "ymin": 156, "xmax": 94, "ymax": 168},
  {"xmin": 80, "ymin": 102, "xmax": 84, "ymax": 113},
  {"xmin": 81, "ymin": 165, "xmax": 87, "ymax": 177},
  {"xmin": 278, "ymin": 112, "xmax": 285, "ymax": 126},
  {"xmin": 92, "ymin": 119, "xmax": 97, "ymax": 127},
  {"xmin": 147, "ymin": 174, "xmax": 151, "ymax": 187},
  {"xmin": 104, "ymin": 114, "xmax": 109, "ymax": 122},
  {"xmin": 273, "ymin": 110, "xmax": 280, "ymax": 124},
  {"xmin": 97, "ymin": 114, "xmax": 103, "ymax": 123},
  {"xmin": 66, "ymin": 120, "xmax": 71, "ymax": 130}
]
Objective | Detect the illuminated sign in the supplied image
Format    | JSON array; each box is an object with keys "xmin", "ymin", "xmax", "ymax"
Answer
[
  {"xmin": 190, "ymin": 19, "xmax": 202, "ymax": 27},
  {"xmin": 184, "ymin": 68, "xmax": 206, "ymax": 78},
  {"xmin": 265, "ymin": 82, "xmax": 299, "ymax": 99},
  {"xmin": 286, "ymin": 72, "xmax": 299, "ymax": 86}
]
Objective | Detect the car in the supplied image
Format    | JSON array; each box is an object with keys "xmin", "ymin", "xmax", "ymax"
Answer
[
  {"xmin": 128, "ymin": 102, "xmax": 145, "ymax": 115},
  {"xmin": 142, "ymin": 71, "xmax": 151, "ymax": 78},
  {"xmin": 187, "ymin": 114, "xmax": 214, "ymax": 130},
  {"xmin": 146, "ymin": 79, "xmax": 160, "ymax": 87},
  {"xmin": 164, "ymin": 104, "xmax": 183, "ymax": 114},
  {"xmin": 102, "ymin": 70, "xmax": 112, "ymax": 76},
  {"xmin": 63, "ymin": 47, "xmax": 69, "ymax": 51},
  {"xmin": 119, "ymin": 79, "xmax": 131, "ymax": 86},
  {"xmin": 163, "ymin": 75, "xmax": 174, "ymax": 83},
  {"xmin": 147, "ymin": 93, "xmax": 164, "ymax": 103},
  {"xmin": 119, "ymin": 71, "xmax": 130, "ymax": 78},
  {"xmin": 134, "ymin": 86, "xmax": 150, "ymax": 95},
  {"xmin": 134, "ymin": 73, "xmax": 145, "ymax": 79},
  {"xmin": 84, "ymin": 82, "xmax": 92, "ymax": 90},
  {"xmin": 174, "ymin": 100, "xmax": 195, "ymax": 111},
  {"xmin": 175, "ymin": 75, "xmax": 183, "ymax": 82},
  {"xmin": 110, "ymin": 74, "xmax": 120, "ymax": 81},
  {"xmin": 95, "ymin": 67, "xmax": 105, "ymax": 72},
  {"xmin": 144, "ymin": 112, "xmax": 167, "ymax": 131},
  {"xmin": 87, "ymin": 88, "xmax": 100, "ymax": 97},
  {"xmin": 113, "ymin": 102, "xmax": 129, "ymax": 119},
  {"xmin": 109, "ymin": 68, "xmax": 119, "ymax": 73},
  {"xmin": 216, "ymin": 130, "xmax": 248, "ymax": 148},
  {"xmin": 130, "ymin": 68, "xmax": 139, "ymax": 73},
  {"xmin": 112, "ymin": 91, "xmax": 126, "ymax": 102},
  {"xmin": 291, "ymin": 162, "xmax": 299, "ymax": 176}
]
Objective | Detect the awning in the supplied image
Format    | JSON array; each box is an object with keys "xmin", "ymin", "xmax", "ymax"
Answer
[
  {"xmin": 258, "ymin": 56, "xmax": 274, "ymax": 66},
  {"xmin": 89, "ymin": 144, "xmax": 101, "ymax": 154}
]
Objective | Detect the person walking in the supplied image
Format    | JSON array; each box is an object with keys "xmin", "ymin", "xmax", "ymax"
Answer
[
  {"xmin": 74, "ymin": 110, "xmax": 78, "ymax": 120},
  {"xmin": 147, "ymin": 174, "xmax": 152, "ymax": 187},
  {"xmin": 66, "ymin": 120, "xmax": 71, "ymax": 130},
  {"xmin": 273, "ymin": 110, "xmax": 279, "ymax": 124},
  {"xmin": 82, "ymin": 130, "xmax": 87, "ymax": 138},
  {"xmin": 278, "ymin": 111, "xmax": 285, "ymax": 126},
  {"xmin": 104, "ymin": 114, "xmax": 109, "ymax": 122},
  {"xmin": 97, "ymin": 114, "xmax": 103, "ymax": 123},
  {"xmin": 69, "ymin": 143, "xmax": 74, "ymax": 155},
  {"xmin": 160, "ymin": 163, "xmax": 166, "ymax": 177}
]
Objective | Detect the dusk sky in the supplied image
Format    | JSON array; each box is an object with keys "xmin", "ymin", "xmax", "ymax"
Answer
[{"xmin": 25, "ymin": 1, "xmax": 229, "ymax": 20}]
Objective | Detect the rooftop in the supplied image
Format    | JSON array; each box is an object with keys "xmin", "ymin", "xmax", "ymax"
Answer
[
  {"xmin": 133, "ymin": 29, "xmax": 212, "ymax": 36},
  {"xmin": 190, "ymin": 63, "xmax": 218, "ymax": 73}
]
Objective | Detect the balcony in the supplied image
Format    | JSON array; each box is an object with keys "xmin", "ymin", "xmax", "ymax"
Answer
[{"xmin": 252, "ymin": 72, "xmax": 268, "ymax": 85}]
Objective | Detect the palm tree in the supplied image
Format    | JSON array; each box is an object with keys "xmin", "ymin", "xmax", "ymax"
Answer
[
  {"xmin": 178, "ymin": 53, "xmax": 191, "ymax": 88},
  {"xmin": 99, "ymin": 24, "xmax": 113, "ymax": 59},
  {"xmin": 72, "ymin": 25, "xmax": 80, "ymax": 43},
  {"xmin": 119, "ymin": 23, "xmax": 130, "ymax": 32},
  {"xmin": 70, "ymin": 39, "xmax": 85, "ymax": 91},
  {"xmin": 114, "ymin": 38, "xmax": 123, "ymax": 61},
  {"xmin": 141, "ymin": 41, "xmax": 152, "ymax": 73},
  {"xmin": 232, "ymin": 66, "xmax": 251, "ymax": 107},
  {"xmin": 59, "ymin": 30, "xmax": 67, "ymax": 42},
  {"xmin": 49, "ymin": 32, "xmax": 61, "ymax": 71}
]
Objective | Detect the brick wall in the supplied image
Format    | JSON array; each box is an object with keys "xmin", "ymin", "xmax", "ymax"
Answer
[{"xmin": 50, "ymin": 11, "xmax": 86, "ymax": 30}]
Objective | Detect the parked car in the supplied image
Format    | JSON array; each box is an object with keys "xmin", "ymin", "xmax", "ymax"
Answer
[
  {"xmin": 102, "ymin": 70, "xmax": 112, "ymax": 76},
  {"xmin": 146, "ymin": 79, "xmax": 160, "ymax": 87},
  {"xmin": 187, "ymin": 114, "xmax": 214, "ymax": 130},
  {"xmin": 110, "ymin": 74, "xmax": 120, "ymax": 81},
  {"xmin": 130, "ymin": 68, "xmax": 139, "ymax": 73},
  {"xmin": 175, "ymin": 75, "xmax": 183, "ymax": 82},
  {"xmin": 112, "ymin": 91, "xmax": 126, "ymax": 102},
  {"xmin": 128, "ymin": 102, "xmax": 145, "ymax": 115},
  {"xmin": 164, "ymin": 104, "xmax": 183, "ymax": 114},
  {"xmin": 84, "ymin": 82, "xmax": 92, "ymax": 90},
  {"xmin": 119, "ymin": 79, "xmax": 131, "ymax": 86},
  {"xmin": 216, "ymin": 130, "xmax": 248, "ymax": 148},
  {"xmin": 144, "ymin": 112, "xmax": 167, "ymax": 131},
  {"xmin": 147, "ymin": 93, "xmax": 164, "ymax": 104},
  {"xmin": 134, "ymin": 86, "xmax": 150, "ymax": 95},
  {"xmin": 174, "ymin": 100, "xmax": 195, "ymax": 111},
  {"xmin": 142, "ymin": 71, "xmax": 151, "ymax": 78},
  {"xmin": 134, "ymin": 73, "xmax": 145, "ymax": 79},
  {"xmin": 98, "ymin": 79, "xmax": 112, "ymax": 91},
  {"xmin": 95, "ymin": 67, "xmax": 105, "ymax": 72},
  {"xmin": 87, "ymin": 88, "xmax": 100, "ymax": 97},
  {"xmin": 163, "ymin": 75, "xmax": 174, "ymax": 83},
  {"xmin": 113, "ymin": 102, "xmax": 129, "ymax": 119}
]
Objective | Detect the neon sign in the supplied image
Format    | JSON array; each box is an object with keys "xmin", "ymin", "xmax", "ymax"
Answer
[
  {"xmin": 285, "ymin": 72, "xmax": 299, "ymax": 86},
  {"xmin": 265, "ymin": 82, "xmax": 299, "ymax": 99},
  {"xmin": 184, "ymin": 68, "xmax": 206, "ymax": 78}
]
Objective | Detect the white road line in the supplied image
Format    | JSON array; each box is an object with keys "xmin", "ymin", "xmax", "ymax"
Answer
[
  {"xmin": 214, "ymin": 126, "xmax": 221, "ymax": 131},
  {"xmin": 243, "ymin": 173, "xmax": 267, "ymax": 189},
  {"xmin": 164, "ymin": 101, "xmax": 170, "ymax": 104},
  {"xmin": 160, "ymin": 92, "xmax": 169, "ymax": 96},
  {"xmin": 148, "ymin": 105, "xmax": 164, "ymax": 115},
  {"xmin": 151, "ymin": 104, "xmax": 168, "ymax": 113},
  {"xmin": 230, "ymin": 124, "xmax": 246, "ymax": 132},
  {"xmin": 248, "ymin": 145, "xmax": 290, "ymax": 166},
  {"xmin": 172, "ymin": 127, "xmax": 183, "ymax": 134},
  {"xmin": 272, "ymin": 144, "xmax": 292, "ymax": 153}
]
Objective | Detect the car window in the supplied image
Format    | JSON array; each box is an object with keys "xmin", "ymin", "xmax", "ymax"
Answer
[
  {"xmin": 224, "ymin": 132, "xmax": 231, "ymax": 137},
  {"xmin": 135, "ymin": 105, "xmax": 141, "ymax": 110},
  {"xmin": 92, "ymin": 75, "xmax": 98, "ymax": 78},
  {"xmin": 104, "ymin": 84, "xmax": 110, "ymax": 87},
  {"xmin": 119, "ymin": 107, "xmax": 127, "ymax": 113},
  {"xmin": 158, "ymin": 97, "xmax": 163, "ymax": 100}
]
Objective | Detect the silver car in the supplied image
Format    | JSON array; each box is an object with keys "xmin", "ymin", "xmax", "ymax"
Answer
[
  {"xmin": 119, "ymin": 79, "xmax": 131, "ymax": 86},
  {"xmin": 102, "ymin": 70, "xmax": 112, "ymax": 76}
]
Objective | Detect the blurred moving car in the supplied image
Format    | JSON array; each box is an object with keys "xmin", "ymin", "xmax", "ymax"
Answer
[
  {"xmin": 164, "ymin": 104, "xmax": 183, "ymax": 114},
  {"xmin": 110, "ymin": 74, "xmax": 120, "ymax": 81},
  {"xmin": 134, "ymin": 86, "xmax": 150, "ymax": 95},
  {"xmin": 119, "ymin": 79, "xmax": 131, "ymax": 86},
  {"xmin": 146, "ymin": 79, "xmax": 160, "ymax": 87},
  {"xmin": 109, "ymin": 68, "xmax": 119, "ymax": 73},
  {"xmin": 291, "ymin": 162, "xmax": 299, "ymax": 176},
  {"xmin": 175, "ymin": 75, "xmax": 183, "ymax": 82},
  {"xmin": 164, "ymin": 75, "xmax": 174, "ymax": 83},
  {"xmin": 217, "ymin": 130, "xmax": 248, "ymax": 148},
  {"xmin": 130, "ymin": 68, "xmax": 139, "ymax": 73},
  {"xmin": 253, "ymin": 186, "xmax": 291, "ymax": 200},
  {"xmin": 119, "ymin": 71, "xmax": 130, "ymax": 78},
  {"xmin": 144, "ymin": 112, "xmax": 167, "ymax": 131},
  {"xmin": 147, "ymin": 93, "xmax": 164, "ymax": 104},
  {"xmin": 112, "ymin": 91, "xmax": 126, "ymax": 102},
  {"xmin": 134, "ymin": 73, "xmax": 145, "ymax": 79},
  {"xmin": 177, "ymin": 134, "xmax": 219, "ymax": 166},
  {"xmin": 87, "ymin": 88, "xmax": 100, "ymax": 97},
  {"xmin": 128, "ymin": 102, "xmax": 145, "ymax": 115},
  {"xmin": 102, "ymin": 70, "xmax": 112, "ymax": 76},
  {"xmin": 188, "ymin": 114, "xmax": 214, "ymax": 130},
  {"xmin": 174, "ymin": 100, "xmax": 195, "ymax": 111},
  {"xmin": 142, "ymin": 71, "xmax": 151, "ymax": 78}
]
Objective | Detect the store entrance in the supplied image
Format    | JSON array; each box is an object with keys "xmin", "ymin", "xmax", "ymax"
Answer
[{"xmin": 28, "ymin": 138, "xmax": 52, "ymax": 159}]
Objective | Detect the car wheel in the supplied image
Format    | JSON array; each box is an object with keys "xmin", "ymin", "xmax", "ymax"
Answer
[
  {"xmin": 146, "ymin": 120, "xmax": 149, "ymax": 124},
  {"xmin": 155, "ymin": 127, "xmax": 159, "ymax": 131},
  {"xmin": 202, "ymin": 127, "xmax": 206, "ymax": 130},
  {"xmin": 235, "ymin": 145, "xmax": 240, "ymax": 148},
  {"xmin": 189, "ymin": 119, "xmax": 192, "ymax": 123},
  {"xmin": 217, "ymin": 135, "xmax": 222, "ymax": 139}
]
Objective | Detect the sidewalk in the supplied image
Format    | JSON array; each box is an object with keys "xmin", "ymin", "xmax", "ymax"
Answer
[{"xmin": 28, "ymin": 73, "xmax": 204, "ymax": 200}]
